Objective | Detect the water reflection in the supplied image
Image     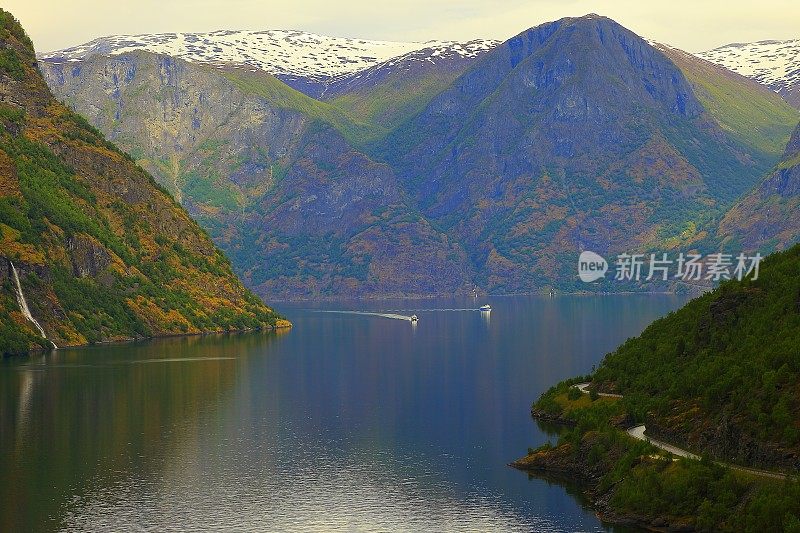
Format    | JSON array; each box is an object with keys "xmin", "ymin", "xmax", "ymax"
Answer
[
  {"xmin": 0, "ymin": 295, "xmax": 687, "ymax": 532},
  {"xmin": 0, "ymin": 333, "xmax": 279, "ymax": 532}
]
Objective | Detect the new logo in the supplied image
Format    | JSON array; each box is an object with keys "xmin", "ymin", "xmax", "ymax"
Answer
[{"xmin": 578, "ymin": 251, "xmax": 608, "ymax": 282}]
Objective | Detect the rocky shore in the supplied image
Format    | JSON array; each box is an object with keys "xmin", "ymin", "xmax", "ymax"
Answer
[{"xmin": 512, "ymin": 410, "xmax": 696, "ymax": 532}]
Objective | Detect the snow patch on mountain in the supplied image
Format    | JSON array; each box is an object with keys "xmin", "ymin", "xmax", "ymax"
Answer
[
  {"xmin": 40, "ymin": 30, "xmax": 500, "ymax": 81},
  {"xmin": 697, "ymin": 39, "xmax": 800, "ymax": 92}
]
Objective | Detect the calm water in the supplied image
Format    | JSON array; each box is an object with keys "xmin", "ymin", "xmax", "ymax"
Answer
[{"xmin": 0, "ymin": 295, "xmax": 688, "ymax": 532}]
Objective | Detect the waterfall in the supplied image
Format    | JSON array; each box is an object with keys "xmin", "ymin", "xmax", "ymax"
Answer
[{"xmin": 9, "ymin": 261, "xmax": 57, "ymax": 350}]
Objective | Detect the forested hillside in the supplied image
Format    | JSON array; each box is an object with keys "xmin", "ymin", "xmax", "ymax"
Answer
[{"xmin": 516, "ymin": 243, "xmax": 800, "ymax": 531}]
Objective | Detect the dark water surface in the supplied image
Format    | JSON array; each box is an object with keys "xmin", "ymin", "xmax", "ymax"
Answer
[{"xmin": 0, "ymin": 295, "xmax": 689, "ymax": 532}]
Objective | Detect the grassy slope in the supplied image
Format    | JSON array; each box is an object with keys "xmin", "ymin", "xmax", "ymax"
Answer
[
  {"xmin": 327, "ymin": 69, "xmax": 467, "ymax": 134},
  {"xmin": 0, "ymin": 10, "xmax": 285, "ymax": 355},
  {"xmin": 217, "ymin": 66, "xmax": 384, "ymax": 146},
  {"xmin": 716, "ymin": 125, "xmax": 800, "ymax": 255},
  {"xmin": 658, "ymin": 45, "xmax": 799, "ymax": 157}
]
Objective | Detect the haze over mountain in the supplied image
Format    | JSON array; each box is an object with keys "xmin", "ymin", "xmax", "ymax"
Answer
[
  {"xmin": 0, "ymin": 10, "xmax": 284, "ymax": 355},
  {"xmin": 39, "ymin": 15, "xmax": 800, "ymax": 298}
]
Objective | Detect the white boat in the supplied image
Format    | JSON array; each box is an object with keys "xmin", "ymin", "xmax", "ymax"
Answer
[
  {"xmin": 479, "ymin": 305, "xmax": 491, "ymax": 312},
  {"xmin": 410, "ymin": 315, "xmax": 418, "ymax": 322}
]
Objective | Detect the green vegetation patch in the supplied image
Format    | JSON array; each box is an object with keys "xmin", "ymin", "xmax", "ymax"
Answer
[
  {"xmin": 672, "ymin": 51, "xmax": 800, "ymax": 157},
  {"xmin": 218, "ymin": 68, "xmax": 384, "ymax": 147}
]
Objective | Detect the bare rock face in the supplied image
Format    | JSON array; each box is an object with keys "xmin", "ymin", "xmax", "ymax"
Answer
[{"xmin": 67, "ymin": 235, "xmax": 111, "ymax": 278}]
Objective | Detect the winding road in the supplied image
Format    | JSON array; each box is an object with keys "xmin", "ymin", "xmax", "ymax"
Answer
[{"xmin": 573, "ymin": 383, "xmax": 786, "ymax": 479}]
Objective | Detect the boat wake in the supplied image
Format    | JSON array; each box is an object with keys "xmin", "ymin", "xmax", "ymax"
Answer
[
  {"xmin": 383, "ymin": 308, "xmax": 484, "ymax": 313},
  {"xmin": 311, "ymin": 310, "xmax": 415, "ymax": 321}
]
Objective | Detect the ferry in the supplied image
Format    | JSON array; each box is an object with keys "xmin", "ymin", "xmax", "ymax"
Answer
[
  {"xmin": 410, "ymin": 315, "xmax": 418, "ymax": 322},
  {"xmin": 479, "ymin": 304, "xmax": 492, "ymax": 312}
]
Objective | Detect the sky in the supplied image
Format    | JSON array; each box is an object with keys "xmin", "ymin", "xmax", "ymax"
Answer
[{"xmin": 5, "ymin": 0, "xmax": 799, "ymax": 54}]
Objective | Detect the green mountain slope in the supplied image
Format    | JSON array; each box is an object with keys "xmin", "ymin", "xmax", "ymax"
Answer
[
  {"xmin": 592, "ymin": 244, "xmax": 800, "ymax": 469},
  {"xmin": 324, "ymin": 44, "xmax": 493, "ymax": 136},
  {"xmin": 655, "ymin": 44, "xmax": 799, "ymax": 158},
  {"xmin": 0, "ymin": 10, "xmax": 285, "ymax": 355},
  {"xmin": 218, "ymin": 65, "xmax": 384, "ymax": 146},
  {"xmin": 718, "ymin": 121, "xmax": 800, "ymax": 253}
]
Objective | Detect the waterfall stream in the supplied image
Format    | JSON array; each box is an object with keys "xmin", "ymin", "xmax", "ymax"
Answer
[{"xmin": 9, "ymin": 261, "xmax": 57, "ymax": 349}]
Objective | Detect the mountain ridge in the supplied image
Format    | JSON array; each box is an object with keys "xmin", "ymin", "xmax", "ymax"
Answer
[
  {"xmin": 376, "ymin": 15, "xmax": 794, "ymax": 292},
  {"xmin": 39, "ymin": 29, "xmax": 500, "ymax": 97},
  {"xmin": 40, "ymin": 24, "xmax": 800, "ymax": 110},
  {"xmin": 40, "ymin": 50, "xmax": 475, "ymax": 300}
]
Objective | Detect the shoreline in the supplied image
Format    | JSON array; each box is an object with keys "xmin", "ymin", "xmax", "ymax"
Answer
[
  {"xmin": 7, "ymin": 321, "xmax": 292, "ymax": 357},
  {"xmin": 511, "ymin": 410, "xmax": 694, "ymax": 532},
  {"xmin": 268, "ymin": 290, "xmax": 702, "ymax": 303}
]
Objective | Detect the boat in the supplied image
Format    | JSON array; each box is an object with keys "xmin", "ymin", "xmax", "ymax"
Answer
[
  {"xmin": 479, "ymin": 304, "xmax": 491, "ymax": 312},
  {"xmin": 410, "ymin": 315, "xmax": 418, "ymax": 322}
]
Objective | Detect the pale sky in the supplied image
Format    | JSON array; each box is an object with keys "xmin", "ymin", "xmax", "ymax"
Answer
[{"xmin": 5, "ymin": 0, "xmax": 799, "ymax": 55}]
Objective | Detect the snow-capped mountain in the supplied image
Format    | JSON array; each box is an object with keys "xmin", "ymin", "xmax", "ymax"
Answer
[
  {"xmin": 39, "ymin": 29, "xmax": 499, "ymax": 83},
  {"xmin": 698, "ymin": 39, "xmax": 800, "ymax": 107},
  {"xmin": 322, "ymin": 39, "xmax": 499, "ymax": 99}
]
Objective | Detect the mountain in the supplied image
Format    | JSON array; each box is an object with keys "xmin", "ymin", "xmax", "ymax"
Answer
[
  {"xmin": 698, "ymin": 39, "xmax": 800, "ymax": 108},
  {"xmin": 39, "ymin": 15, "xmax": 799, "ymax": 297},
  {"xmin": 40, "ymin": 52, "xmax": 474, "ymax": 299},
  {"xmin": 718, "ymin": 121, "xmax": 800, "ymax": 252},
  {"xmin": 39, "ymin": 29, "xmax": 499, "ymax": 98},
  {"xmin": 516, "ymin": 243, "xmax": 800, "ymax": 530},
  {"xmin": 0, "ymin": 10, "xmax": 285, "ymax": 355},
  {"xmin": 379, "ymin": 15, "xmax": 798, "ymax": 293}
]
